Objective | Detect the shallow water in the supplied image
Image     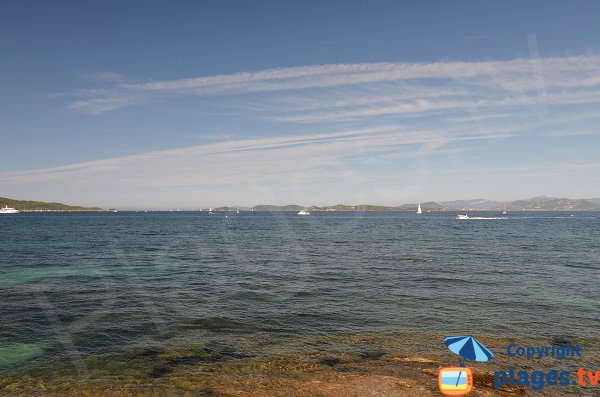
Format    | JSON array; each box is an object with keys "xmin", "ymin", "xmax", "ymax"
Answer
[{"xmin": 1, "ymin": 211, "xmax": 599, "ymax": 379}]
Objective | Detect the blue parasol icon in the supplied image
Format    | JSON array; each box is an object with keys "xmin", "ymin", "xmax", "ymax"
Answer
[{"xmin": 444, "ymin": 336, "xmax": 493, "ymax": 366}]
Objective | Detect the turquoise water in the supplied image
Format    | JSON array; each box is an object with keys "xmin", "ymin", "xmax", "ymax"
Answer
[{"xmin": 1, "ymin": 211, "xmax": 599, "ymax": 375}]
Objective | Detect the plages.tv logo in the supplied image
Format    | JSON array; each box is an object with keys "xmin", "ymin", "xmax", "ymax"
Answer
[{"xmin": 438, "ymin": 336, "xmax": 494, "ymax": 396}]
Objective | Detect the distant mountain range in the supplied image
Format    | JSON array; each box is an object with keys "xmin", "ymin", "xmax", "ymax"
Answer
[
  {"xmin": 248, "ymin": 196, "xmax": 600, "ymax": 212},
  {"xmin": 2, "ymin": 196, "xmax": 599, "ymax": 212},
  {"xmin": 251, "ymin": 204, "xmax": 415, "ymax": 212},
  {"xmin": 433, "ymin": 196, "xmax": 600, "ymax": 211},
  {"xmin": 585, "ymin": 198, "xmax": 600, "ymax": 206}
]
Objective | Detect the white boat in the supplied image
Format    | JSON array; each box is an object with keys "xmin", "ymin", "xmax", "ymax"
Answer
[
  {"xmin": 416, "ymin": 203, "xmax": 422, "ymax": 214},
  {"xmin": 236, "ymin": 209, "xmax": 240, "ymax": 214},
  {"xmin": 458, "ymin": 214, "xmax": 509, "ymax": 220},
  {"xmin": 298, "ymin": 210, "xmax": 310, "ymax": 216},
  {"xmin": 502, "ymin": 210, "xmax": 507, "ymax": 215},
  {"xmin": 0, "ymin": 205, "xmax": 19, "ymax": 214},
  {"xmin": 208, "ymin": 207, "xmax": 215, "ymax": 214}
]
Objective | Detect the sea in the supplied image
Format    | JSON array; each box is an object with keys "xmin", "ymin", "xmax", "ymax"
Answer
[{"xmin": 1, "ymin": 211, "xmax": 599, "ymax": 386}]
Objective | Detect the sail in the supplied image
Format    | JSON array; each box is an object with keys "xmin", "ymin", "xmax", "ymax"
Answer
[{"xmin": 417, "ymin": 203, "xmax": 422, "ymax": 214}]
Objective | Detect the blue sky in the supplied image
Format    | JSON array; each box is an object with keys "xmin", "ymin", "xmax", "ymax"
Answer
[{"xmin": 1, "ymin": 1, "xmax": 600, "ymax": 208}]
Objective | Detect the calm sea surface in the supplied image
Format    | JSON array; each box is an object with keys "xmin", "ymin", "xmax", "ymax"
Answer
[{"xmin": 1, "ymin": 211, "xmax": 599, "ymax": 376}]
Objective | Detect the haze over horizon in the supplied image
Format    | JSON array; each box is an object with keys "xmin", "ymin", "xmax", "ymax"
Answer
[{"xmin": 2, "ymin": 1, "xmax": 600, "ymax": 208}]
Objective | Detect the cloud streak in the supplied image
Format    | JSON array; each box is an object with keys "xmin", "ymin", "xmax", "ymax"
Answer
[
  {"xmin": 2, "ymin": 117, "xmax": 522, "ymax": 206},
  {"xmin": 64, "ymin": 54, "xmax": 600, "ymax": 116},
  {"xmin": 0, "ymin": 108, "xmax": 585, "ymax": 194},
  {"xmin": 13, "ymin": 54, "xmax": 600, "ymax": 205}
]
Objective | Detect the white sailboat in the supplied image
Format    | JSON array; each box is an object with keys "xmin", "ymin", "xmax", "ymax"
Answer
[{"xmin": 416, "ymin": 203, "xmax": 422, "ymax": 214}]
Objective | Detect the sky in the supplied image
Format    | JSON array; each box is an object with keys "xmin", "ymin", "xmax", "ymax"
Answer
[{"xmin": 1, "ymin": 1, "xmax": 600, "ymax": 209}]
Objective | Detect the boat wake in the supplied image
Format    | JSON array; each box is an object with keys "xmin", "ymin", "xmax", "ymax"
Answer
[
  {"xmin": 464, "ymin": 217, "xmax": 508, "ymax": 220},
  {"xmin": 457, "ymin": 216, "xmax": 508, "ymax": 220}
]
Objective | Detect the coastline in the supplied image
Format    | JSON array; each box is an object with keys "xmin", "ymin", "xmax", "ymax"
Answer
[
  {"xmin": 0, "ymin": 353, "xmax": 518, "ymax": 396},
  {"xmin": 9, "ymin": 209, "xmax": 600, "ymax": 213},
  {"xmin": 2, "ymin": 332, "xmax": 596, "ymax": 396}
]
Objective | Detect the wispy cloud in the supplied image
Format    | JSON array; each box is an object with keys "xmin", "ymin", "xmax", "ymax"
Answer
[
  {"xmin": 0, "ymin": 107, "xmax": 582, "ymax": 195},
  {"xmin": 0, "ymin": 123, "xmax": 508, "ymax": 188},
  {"xmin": 8, "ymin": 86, "xmax": 597, "ymax": 192},
  {"xmin": 82, "ymin": 71, "xmax": 128, "ymax": 83},
  {"xmin": 63, "ymin": 54, "xmax": 600, "ymax": 116},
  {"xmin": 13, "ymin": 54, "xmax": 600, "ymax": 205}
]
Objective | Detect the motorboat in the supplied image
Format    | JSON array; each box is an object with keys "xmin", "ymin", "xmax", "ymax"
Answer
[
  {"xmin": 457, "ymin": 214, "xmax": 469, "ymax": 220},
  {"xmin": 298, "ymin": 210, "xmax": 310, "ymax": 216},
  {"xmin": 0, "ymin": 205, "xmax": 19, "ymax": 214}
]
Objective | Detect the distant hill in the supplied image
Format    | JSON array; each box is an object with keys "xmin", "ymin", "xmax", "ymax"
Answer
[
  {"xmin": 0, "ymin": 197, "xmax": 104, "ymax": 212},
  {"xmin": 212, "ymin": 206, "xmax": 241, "ymax": 212},
  {"xmin": 420, "ymin": 202, "xmax": 443, "ymax": 210},
  {"xmin": 251, "ymin": 205, "xmax": 304, "ymax": 211},
  {"xmin": 419, "ymin": 196, "xmax": 599, "ymax": 211},
  {"xmin": 4, "ymin": 195, "xmax": 598, "ymax": 213},
  {"xmin": 505, "ymin": 196, "xmax": 598, "ymax": 211},
  {"xmin": 248, "ymin": 196, "xmax": 600, "ymax": 212},
  {"xmin": 438, "ymin": 199, "xmax": 501, "ymax": 210},
  {"xmin": 251, "ymin": 204, "xmax": 442, "ymax": 211},
  {"xmin": 309, "ymin": 204, "xmax": 401, "ymax": 211}
]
